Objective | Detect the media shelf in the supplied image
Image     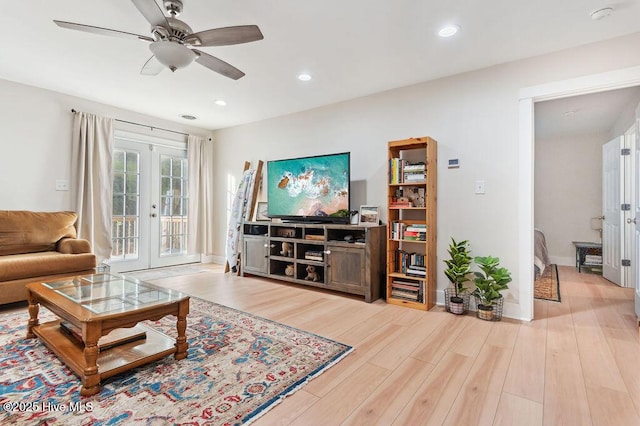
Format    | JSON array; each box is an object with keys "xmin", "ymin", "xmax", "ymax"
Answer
[
  {"xmin": 241, "ymin": 222, "xmax": 386, "ymax": 302},
  {"xmin": 387, "ymin": 137, "xmax": 437, "ymax": 310}
]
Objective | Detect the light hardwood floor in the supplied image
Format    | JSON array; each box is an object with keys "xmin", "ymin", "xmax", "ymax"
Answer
[
  {"xmin": 146, "ymin": 264, "xmax": 640, "ymax": 426},
  {"xmin": 7, "ymin": 265, "xmax": 637, "ymax": 425}
]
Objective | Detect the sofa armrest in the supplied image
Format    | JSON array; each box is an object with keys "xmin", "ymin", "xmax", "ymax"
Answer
[{"xmin": 57, "ymin": 238, "xmax": 92, "ymax": 254}]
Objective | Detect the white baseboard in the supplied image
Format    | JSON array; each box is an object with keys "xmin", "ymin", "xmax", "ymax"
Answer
[
  {"xmin": 205, "ymin": 255, "xmax": 226, "ymax": 265},
  {"xmin": 436, "ymin": 289, "xmax": 523, "ymax": 320},
  {"xmin": 550, "ymin": 256, "xmax": 574, "ymax": 267}
]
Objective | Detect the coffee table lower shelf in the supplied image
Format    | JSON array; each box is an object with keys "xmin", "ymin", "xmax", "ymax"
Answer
[{"xmin": 32, "ymin": 321, "xmax": 177, "ymax": 382}]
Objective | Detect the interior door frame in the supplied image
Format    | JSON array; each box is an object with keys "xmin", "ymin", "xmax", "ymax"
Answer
[{"xmin": 519, "ymin": 65, "xmax": 640, "ymax": 321}]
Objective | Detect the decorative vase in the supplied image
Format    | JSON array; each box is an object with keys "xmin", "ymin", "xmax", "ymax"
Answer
[
  {"xmin": 444, "ymin": 288, "xmax": 470, "ymax": 315},
  {"xmin": 477, "ymin": 304, "xmax": 494, "ymax": 320},
  {"xmin": 474, "ymin": 295, "xmax": 504, "ymax": 321},
  {"xmin": 449, "ymin": 296, "xmax": 465, "ymax": 315}
]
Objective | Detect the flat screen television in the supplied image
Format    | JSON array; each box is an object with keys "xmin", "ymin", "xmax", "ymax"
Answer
[{"xmin": 267, "ymin": 152, "xmax": 350, "ymax": 223}]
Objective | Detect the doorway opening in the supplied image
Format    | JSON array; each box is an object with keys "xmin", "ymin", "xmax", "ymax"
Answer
[{"xmin": 518, "ymin": 65, "xmax": 640, "ymax": 321}]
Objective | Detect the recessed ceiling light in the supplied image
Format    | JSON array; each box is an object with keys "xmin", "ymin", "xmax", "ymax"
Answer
[
  {"xmin": 438, "ymin": 25, "xmax": 459, "ymax": 38},
  {"xmin": 180, "ymin": 114, "xmax": 197, "ymax": 120},
  {"xmin": 590, "ymin": 7, "xmax": 614, "ymax": 20},
  {"xmin": 214, "ymin": 99, "xmax": 227, "ymax": 106},
  {"xmin": 297, "ymin": 73, "xmax": 312, "ymax": 81}
]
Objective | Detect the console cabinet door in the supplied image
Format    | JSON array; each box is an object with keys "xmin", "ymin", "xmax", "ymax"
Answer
[
  {"xmin": 326, "ymin": 245, "xmax": 365, "ymax": 293},
  {"xmin": 243, "ymin": 237, "xmax": 268, "ymax": 274}
]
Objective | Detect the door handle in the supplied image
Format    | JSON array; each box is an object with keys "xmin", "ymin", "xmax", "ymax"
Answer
[
  {"xmin": 151, "ymin": 213, "xmax": 157, "ymax": 218},
  {"xmin": 627, "ymin": 217, "xmax": 637, "ymax": 224}
]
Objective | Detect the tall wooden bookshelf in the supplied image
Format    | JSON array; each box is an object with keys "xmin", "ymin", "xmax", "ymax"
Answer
[{"xmin": 386, "ymin": 137, "xmax": 437, "ymax": 310}]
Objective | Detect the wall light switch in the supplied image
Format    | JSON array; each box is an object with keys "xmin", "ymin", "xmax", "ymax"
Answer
[
  {"xmin": 475, "ymin": 180, "xmax": 485, "ymax": 194},
  {"xmin": 55, "ymin": 179, "xmax": 69, "ymax": 191}
]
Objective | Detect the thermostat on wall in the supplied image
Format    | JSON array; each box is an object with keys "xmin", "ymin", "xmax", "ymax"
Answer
[{"xmin": 448, "ymin": 158, "xmax": 460, "ymax": 168}]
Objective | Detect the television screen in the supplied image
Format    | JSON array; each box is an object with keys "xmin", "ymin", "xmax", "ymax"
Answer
[{"xmin": 267, "ymin": 152, "xmax": 350, "ymax": 223}]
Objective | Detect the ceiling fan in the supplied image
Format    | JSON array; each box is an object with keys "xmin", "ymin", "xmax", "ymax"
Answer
[{"xmin": 54, "ymin": 0, "xmax": 263, "ymax": 80}]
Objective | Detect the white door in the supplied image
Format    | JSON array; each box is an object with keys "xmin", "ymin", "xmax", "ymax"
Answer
[
  {"xmin": 602, "ymin": 136, "xmax": 623, "ymax": 286},
  {"xmin": 109, "ymin": 137, "xmax": 198, "ymax": 272}
]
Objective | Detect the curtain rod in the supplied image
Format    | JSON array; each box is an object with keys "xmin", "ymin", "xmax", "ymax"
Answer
[{"xmin": 71, "ymin": 108, "xmax": 188, "ymax": 137}]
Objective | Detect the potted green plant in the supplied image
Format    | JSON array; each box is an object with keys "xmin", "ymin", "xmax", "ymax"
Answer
[
  {"xmin": 472, "ymin": 256, "xmax": 511, "ymax": 321},
  {"xmin": 443, "ymin": 238, "xmax": 472, "ymax": 315}
]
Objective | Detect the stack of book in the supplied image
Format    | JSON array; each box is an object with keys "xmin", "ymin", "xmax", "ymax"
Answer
[
  {"xmin": 389, "ymin": 199, "xmax": 412, "ymax": 208},
  {"xmin": 390, "ymin": 279, "xmax": 424, "ymax": 302},
  {"xmin": 403, "ymin": 224, "xmax": 426, "ymax": 241},
  {"xmin": 406, "ymin": 264, "xmax": 426, "ymax": 278},
  {"xmin": 389, "ymin": 159, "xmax": 427, "ymax": 184},
  {"xmin": 304, "ymin": 250, "xmax": 324, "ymax": 261},
  {"xmin": 403, "ymin": 162, "xmax": 426, "ymax": 182}
]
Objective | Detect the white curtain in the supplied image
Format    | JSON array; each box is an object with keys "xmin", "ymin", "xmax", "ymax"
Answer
[
  {"xmin": 70, "ymin": 111, "xmax": 114, "ymax": 263},
  {"xmin": 187, "ymin": 135, "xmax": 215, "ymax": 256}
]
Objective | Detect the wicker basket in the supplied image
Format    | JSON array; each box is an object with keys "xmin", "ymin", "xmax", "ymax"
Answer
[
  {"xmin": 444, "ymin": 288, "xmax": 470, "ymax": 315},
  {"xmin": 474, "ymin": 295, "xmax": 504, "ymax": 321}
]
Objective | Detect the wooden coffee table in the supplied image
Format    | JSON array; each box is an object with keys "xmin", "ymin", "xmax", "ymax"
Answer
[{"xmin": 26, "ymin": 273, "xmax": 189, "ymax": 396}]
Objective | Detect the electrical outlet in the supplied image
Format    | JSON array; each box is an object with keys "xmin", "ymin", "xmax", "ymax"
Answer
[
  {"xmin": 475, "ymin": 180, "xmax": 485, "ymax": 194},
  {"xmin": 55, "ymin": 179, "xmax": 69, "ymax": 191}
]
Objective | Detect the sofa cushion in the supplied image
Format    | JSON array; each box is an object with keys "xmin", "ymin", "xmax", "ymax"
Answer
[
  {"xmin": 0, "ymin": 211, "xmax": 78, "ymax": 256},
  {"xmin": 0, "ymin": 251, "xmax": 96, "ymax": 281}
]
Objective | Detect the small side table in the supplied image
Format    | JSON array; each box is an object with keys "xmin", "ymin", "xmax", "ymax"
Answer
[{"xmin": 572, "ymin": 241, "xmax": 603, "ymax": 274}]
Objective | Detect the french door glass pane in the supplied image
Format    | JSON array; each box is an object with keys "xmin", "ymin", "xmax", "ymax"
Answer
[
  {"xmin": 160, "ymin": 154, "xmax": 188, "ymax": 256},
  {"xmin": 111, "ymin": 149, "xmax": 140, "ymax": 261}
]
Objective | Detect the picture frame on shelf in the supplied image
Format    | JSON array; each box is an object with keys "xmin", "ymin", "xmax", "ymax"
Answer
[
  {"xmin": 359, "ymin": 205, "xmax": 379, "ymax": 225},
  {"xmin": 255, "ymin": 202, "xmax": 270, "ymax": 221}
]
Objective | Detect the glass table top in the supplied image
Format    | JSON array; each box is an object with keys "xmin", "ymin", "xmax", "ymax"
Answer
[{"xmin": 42, "ymin": 273, "xmax": 185, "ymax": 314}]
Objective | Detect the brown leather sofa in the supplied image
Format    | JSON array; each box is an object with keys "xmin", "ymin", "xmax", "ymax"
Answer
[{"xmin": 0, "ymin": 210, "xmax": 96, "ymax": 304}]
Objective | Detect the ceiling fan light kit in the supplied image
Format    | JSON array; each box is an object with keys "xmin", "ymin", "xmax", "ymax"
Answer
[
  {"xmin": 149, "ymin": 40, "xmax": 196, "ymax": 71},
  {"xmin": 54, "ymin": 0, "xmax": 263, "ymax": 79}
]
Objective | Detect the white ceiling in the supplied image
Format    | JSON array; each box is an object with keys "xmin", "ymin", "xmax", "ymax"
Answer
[
  {"xmin": 1, "ymin": 1, "xmax": 639, "ymax": 130},
  {"xmin": 535, "ymin": 86, "xmax": 640, "ymax": 140}
]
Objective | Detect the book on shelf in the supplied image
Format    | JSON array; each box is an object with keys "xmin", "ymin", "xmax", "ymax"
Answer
[
  {"xmin": 304, "ymin": 234, "xmax": 324, "ymax": 241},
  {"xmin": 392, "ymin": 282, "xmax": 420, "ymax": 291},
  {"xmin": 403, "ymin": 173, "xmax": 426, "ymax": 182},
  {"xmin": 394, "ymin": 250, "xmax": 426, "ymax": 275},
  {"xmin": 403, "ymin": 162, "xmax": 425, "ymax": 171},
  {"xmin": 406, "ymin": 269, "xmax": 426, "ymax": 277},
  {"xmin": 304, "ymin": 250, "xmax": 324, "ymax": 261}
]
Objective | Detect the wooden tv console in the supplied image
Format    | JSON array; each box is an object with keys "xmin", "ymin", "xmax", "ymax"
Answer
[{"xmin": 241, "ymin": 221, "xmax": 386, "ymax": 302}]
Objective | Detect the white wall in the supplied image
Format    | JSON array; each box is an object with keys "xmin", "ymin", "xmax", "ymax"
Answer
[
  {"xmin": 0, "ymin": 79, "xmax": 211, "ymax": 212},
  {"xmin": 535, "ymin": 132, "xmax": 606, "ymax": 265},
  {"xmin": 213, "ymin": 32, "xmax": 640, "ymax": 319}
]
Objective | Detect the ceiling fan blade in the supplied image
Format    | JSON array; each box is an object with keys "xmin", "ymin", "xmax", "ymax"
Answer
[
  {"xmin": 140, "ymin": 55, "xmax": 164, "ymax": 75},
  {"xmin": 192, "ymin": 49, "xmax": 245, "ymax": 80},
  {"xmin": 54, "ymin": 20, "xmax": 153, "ymax": 42},
  {"xmin": 185, "ymin": 25, "xmax": 264, "ymax": 47},
  {"xmin": 131, "ymin": 0, "xmax": 170, "ymax": 28}
]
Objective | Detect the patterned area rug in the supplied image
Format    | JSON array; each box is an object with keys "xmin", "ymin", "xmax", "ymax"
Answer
[
  {"xmin": 0, "ymin": 298, "xmax": 352, "ymax": 425},
  {"xmin": 534, "ymin": 264, "xmax": 561, "ymax": 302}
]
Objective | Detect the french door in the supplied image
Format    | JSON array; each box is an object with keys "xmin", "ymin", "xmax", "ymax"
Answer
[{"xmin": 109, "ymin": 136, "xmax": 198, "ymax": 272}]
